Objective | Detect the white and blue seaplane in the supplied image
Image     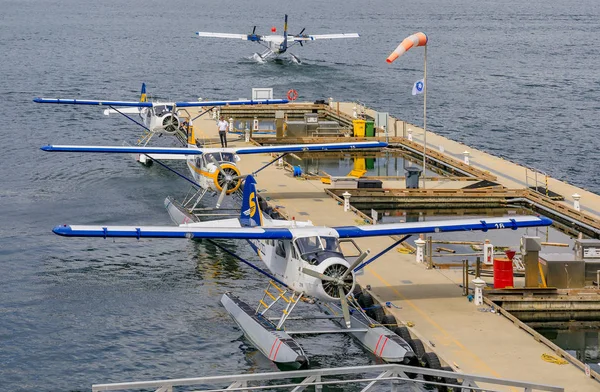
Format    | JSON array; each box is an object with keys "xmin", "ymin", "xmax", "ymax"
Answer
[
  {"xmin": 34, "ymin": 83, "xmax": 288, "ymax": 148},
  {"xmin": 196, "ymin": 14, "xmax": 360, "ymax": 63},
  {"xmin": 48, "ymin": 164, "xmax": 552, "ymax": 369}
]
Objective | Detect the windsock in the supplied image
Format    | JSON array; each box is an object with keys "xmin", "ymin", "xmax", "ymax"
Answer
[{"xmin": 386, "ymin": 32, "xmax": 428, "ymax": 63}]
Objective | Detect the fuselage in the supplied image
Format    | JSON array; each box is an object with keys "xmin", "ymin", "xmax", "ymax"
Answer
[{"xmin": 246, "ymin": 226, "xmax": 355, "ymax": 302}]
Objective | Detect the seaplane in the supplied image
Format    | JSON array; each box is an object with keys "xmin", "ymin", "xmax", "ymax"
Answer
[
  {"xmin": 196, "ymin": 14, "xmax": 360, "ymax": 63},
  {"xmin": 47, "ymin": 163, "xmax": 553, "ymax": 369},
  {"xmin": 40, "ymin": 135, "xmax": 388, "ymax": 211},
  {"xmin": 33, "ymin": 83, "xmax": 288, "ymax": 148}
]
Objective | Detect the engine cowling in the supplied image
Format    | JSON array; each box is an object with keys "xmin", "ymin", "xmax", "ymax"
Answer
[
  {"xmin": 212, "ymin": 163, "xmax": 242, "ymax": 195},
  {"xmin": 159, "ymin": 113, "xmax": 180, "ymax": 134},
  {"xmin": 303, "ymin": 256, "xmax": 355, "ymax": 302}
]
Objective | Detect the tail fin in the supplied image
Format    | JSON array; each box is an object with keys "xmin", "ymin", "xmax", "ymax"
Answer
[
  {"xmin": 281, "ymin": 14, "xmax": 289, "ymax": 52},
  {"xmin": 140, "ymin": 83, "xmax": 147, "ymax": 102},
  {"xmin": 240, "ymin": 175, "xmax": 263, "ymax": 227}
]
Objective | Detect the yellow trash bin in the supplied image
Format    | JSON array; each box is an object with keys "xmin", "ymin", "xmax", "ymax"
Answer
[{"xmin": 352, "ymin": 119, "xmax": 366, "ymax": 137}]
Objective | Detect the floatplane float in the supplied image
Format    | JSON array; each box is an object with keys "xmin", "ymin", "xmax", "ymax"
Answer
[{"xmin": 44, "ymin": 142, "xmax": 552, "ymax": 369}]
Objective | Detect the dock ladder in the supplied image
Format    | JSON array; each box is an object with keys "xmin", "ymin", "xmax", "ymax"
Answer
[{"xmin": 257, "ymin": 280, "xmax": 303, "ymax": 329}]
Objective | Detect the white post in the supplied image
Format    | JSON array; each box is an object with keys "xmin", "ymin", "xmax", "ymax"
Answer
[
  {"xmin": 212, "ymin": 108, "xmax": 217, "ymax": 120},
  {"xmin": 415, "ymin": 238, "xmax": 426, "ymax": 264},
  {"xmin": 228, "ymin": 117, "xmax": 234, "ymax": 133},
  {"xmin": 342, "ymin": 191, "xmax": 351, "ymax": 212},
  {"xmin": 245, "ymin": 128, "xmax": 250, "ymax": 143},
  {"xmin": 572, "ymin": 193, "xmax": 581, "ymax": 211},
  {"xmin": 253, "ymin": 116, "xmax": 259, "ymax": 132},
  {"xmin": 463, "ymin": 151, "xmax": 470, "ymax": 166},
  {"xmin": 352, "ymin": 105, "xmax": 358, "ymax": 118},
  {"xmin": 472, "ymin": 277, "xmax": 486, "ymax": 305},
  {"xmin": 483, "ymin": 239, "xmax": 494, "ymax": 265},
  {"xmin": 278, "ymin": 157, "xmax": 284, "ymax": 167},
  {"xmin": 328, "ymin": 97, "xmax": 333, "ymax": 108},
  {"xmin": 407, "ymin": 128, "xmax": 413, "ymax": 141}
]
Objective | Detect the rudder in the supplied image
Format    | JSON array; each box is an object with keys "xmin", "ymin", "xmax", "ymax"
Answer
[{"xmin": 240, "ymin": 175, "xmax": 263, "ymax": 227}]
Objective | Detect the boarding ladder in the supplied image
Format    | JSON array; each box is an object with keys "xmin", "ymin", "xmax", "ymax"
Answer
[{"xmin": 257, "ymin": 280, "xmax": 303, "ymax": 329}]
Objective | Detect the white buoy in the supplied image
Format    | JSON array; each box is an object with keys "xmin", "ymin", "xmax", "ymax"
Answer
[
  {"xmin": 572, "ymin": 193, "xmax": 581, "ymax": 212},
  {"xmin": 415, "ymin": 238, "xmax": 426, "ymax": 264},
  {"xmin": 472, "ymin": 277, "xmax": 486, "ymax": 306},
  {"xmin": 342, "ymin": 191, "xmax": 351, "ymax": 212}
]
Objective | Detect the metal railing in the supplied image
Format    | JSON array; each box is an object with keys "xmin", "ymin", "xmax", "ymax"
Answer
[{"xmin": 91, "ymin": 363, "xmax": 564, "ymax": 392}]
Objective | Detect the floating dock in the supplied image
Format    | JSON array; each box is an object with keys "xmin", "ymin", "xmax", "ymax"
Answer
[{"xmin": 168, "ymin": 102, "xmax": 600, "ymax": 391}]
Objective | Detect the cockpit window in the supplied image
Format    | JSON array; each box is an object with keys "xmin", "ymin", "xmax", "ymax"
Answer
[
  {"xmin": 154, "ymin": 105, "xmax": 169, "ymax": 117},
  {"xmin": 295, "ymin": 236, "xmax": 343, "ymax": 265},
  {"xmin": 220, "ymin": 152, "xmax": 235, "ymax": 162}
]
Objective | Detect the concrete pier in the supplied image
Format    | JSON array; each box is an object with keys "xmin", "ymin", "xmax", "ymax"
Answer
[{"xmin": 182, "ymin": 103, "xmax": 600, "ymax": 391}]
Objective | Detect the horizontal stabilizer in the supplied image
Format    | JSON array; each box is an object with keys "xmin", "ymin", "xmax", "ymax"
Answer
[{"xmin": 52, "ymin": 216, "xmax": 552, "ymax": 240}]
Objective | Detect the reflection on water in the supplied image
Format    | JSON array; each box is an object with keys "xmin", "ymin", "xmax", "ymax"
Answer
[
  {"xmin": 537, "ymin": 327, "xmax": 600, "ymax": 374},
  {"xmin": 285, "ymin": 153, "xmax": 441, "ymax": 178}
]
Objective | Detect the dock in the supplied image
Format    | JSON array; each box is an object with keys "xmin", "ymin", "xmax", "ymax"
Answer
[{"xmin": 173, "ymin": 102, "xmax": 600, "ymax": 391}]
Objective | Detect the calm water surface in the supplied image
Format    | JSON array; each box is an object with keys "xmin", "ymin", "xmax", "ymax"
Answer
[{"xmin": 1, "ymin": 0, "xmax": 599, "ymax": 390}]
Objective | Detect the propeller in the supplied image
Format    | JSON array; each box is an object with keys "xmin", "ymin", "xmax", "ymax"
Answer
[
  {"xmin": 157, "ymin": 106, "xmax": 180, "ymax": 135},
  {"xmin": 209, "ymin": 155, "xmax": 245, "ymax": 208},
  {"xmin": 297, "ymin": 28, "xmax": 307, "ymax": 46},
  {"xmin": 301, "ymin": 249, "xmax": 371, "ymax": 328},
  {"xmin": 252, "ymin": 26, "xmax": 257, "ymax": 35}
]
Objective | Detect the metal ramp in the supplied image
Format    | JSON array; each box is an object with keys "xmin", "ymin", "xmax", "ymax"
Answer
[{"xmin": 91, "ymin": 363, "xmax": 564, "ymax": 392}]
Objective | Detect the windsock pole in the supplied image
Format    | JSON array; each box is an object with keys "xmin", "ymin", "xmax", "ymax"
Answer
[{"xmin": 386, "ymin": 32, "xmax": 428, "ymax": 188}]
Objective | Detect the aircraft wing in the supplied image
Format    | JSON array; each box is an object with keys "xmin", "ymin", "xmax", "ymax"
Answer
[
  {"xmin": 290, "ymin": 33, "xmax": 360, "ymax": 42},
  {"xmin": 52, "ymin": 216, "xmax": 552, "ymax": 239},
  {"xmin": 196, "ymin": 32, "xmax": 249, "ymax": 40},
  {"xmin": 40, "ymin": 141, "xmax": 388, "ymax": 155},
  {"xmin": 33, "ymin": 98, "xmax": 288, "ymax": 108},
  {"xmin": 332, "ymin": 216, "xmax": 552, "ymax": 238}
]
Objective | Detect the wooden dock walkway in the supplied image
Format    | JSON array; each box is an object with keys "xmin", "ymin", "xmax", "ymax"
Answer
[{"xmin": 185, "ymin": 104, "xmax": 600, "ymax": 391}]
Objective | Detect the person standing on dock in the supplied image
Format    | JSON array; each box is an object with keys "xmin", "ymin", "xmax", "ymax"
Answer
[{"xmin": 217, "ymin": 116, "xmax": 228, "ymax": 148}]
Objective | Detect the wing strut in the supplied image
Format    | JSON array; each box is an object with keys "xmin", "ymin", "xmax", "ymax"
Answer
[
  {"xmin": 110, "ymin": 105, "xmax": 150, "ymax": 132},
  {"xmin": 145, "ymin": 156, "xmax": 202, "ymax": 189},
  {"xmin": 207, "ymin": 239, "xmax": 291, "ymax": 290},
  {"xmin": 353, "ymin": 235, "xmax": 411, "ymax": 272},
  {"xmin": 253, "ymin": 152, "xmax": 290, "ymax": 176}
]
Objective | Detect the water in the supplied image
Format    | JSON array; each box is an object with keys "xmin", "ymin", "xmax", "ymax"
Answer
[{"xmin": 1, "ymin": 0, "xmax": 599, "ymax": 390}]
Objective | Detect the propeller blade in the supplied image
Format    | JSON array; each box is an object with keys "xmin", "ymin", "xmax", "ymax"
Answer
[
  {"xmin": 339, "ymin": 286, "xmax": 351, "ymax": 328},
  {"xmin": 209, "ymin": 154, "xmax": 224, "ymax": 173},
  {"xmin": 231, "ymin": 174, "xmax": 248, "ymax": 181},
  {"xmin": 216, "ymin": 182, "xmax": 229, "ymax": 209},
  {"xmin": 252, "ymin": 26, "xmax": 257, "ymax": 35},
  {"xmin": 301, "ymin": 267, "xmax": 336, "ymax": 282},
  {"xmin": 341, "ymin": 249, "xmax": 371, "ymax": 280},
  {"xmin": 298, "ymin": 27, "xmax": 306, "ymax": 35}
]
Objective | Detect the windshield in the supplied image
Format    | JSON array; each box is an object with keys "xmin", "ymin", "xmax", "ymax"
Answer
[{"xmin": 295, "ymin": 236, "xmax": 343, "ymax": 265}]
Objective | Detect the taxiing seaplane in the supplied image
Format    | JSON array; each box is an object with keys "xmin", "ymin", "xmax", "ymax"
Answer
[
  {"xmin": 33, "ymin": 83, "xmax": 288, "ymax": 148},
  {"xmin": 48, "ymin": 165, "xmax": 553, "ymax": 368},
  {"xmin": 196, "ymin": 14, "xmax": 360, "ymax": 63}
]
